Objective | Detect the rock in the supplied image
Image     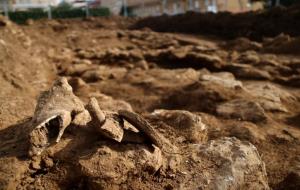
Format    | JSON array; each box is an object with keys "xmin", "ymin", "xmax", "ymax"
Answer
[
  {"xmin": 200, "ymin": 72, "xmax": 243, "ymax": 89},
  {"xmin": 163, "ymin": 77, "xmax": 243, "ymax": 113},
  {"xmin": 73, "ymin": 59, "xmax": 92, "ymax": 65},
  {"xmin": 226, "ymin": 63, "xmax": 272, "ymax": 80},
  {"xmin": 68, "ymin": 77, "xmax": 90, "ymax": 93},
  {"xmin": 186, "ymin": 52, "xmax": 224, "ymax": 70},
  {"xmin": 195, "ymin": 137, "xmax": 269, "ymax": 190},
  {"xmin": 147, "ymin": 48, "xmax": 224, "ymax": 70},
  {"xmin": 226, "ymin": 37, "xmax": 262, "ymax": 51},
  {"xmin": 245, "ymin": 83, "xmax": 295, "ymax": 112},
  {"xmin": 81, "ymin": 66, "xmax": 127, "ymax": 82},
  {"xmin": 90, "ymin": 93, "xmax": 133, "ymax": 112},
  {"xmin": 217, "ymin": 99, "xmax": 267, "ymax": 123},
  {"xmin": 151, "ymin": 109, "xmax": 207, "ymax": 143},
  {"xmin": 135, "ymin": 60, "xmax": 149, "ymax": 70},
  {"xmin": 263, "ymin": 33, "xmax": 291, "ymax": 49},
  {"xmin": 129, "ymin": 51, "xmax": 144, "ymax": 61},
  {"xmin": 64, "ymin": 63, "xmax": 94, "ymax": 76},
  {"xmin": 101, "ymin": 48, "xmax": 145, "ymax": 63},
  {"xmin": 228, "ymin": 122, "xmax": 266, "ymax": 143},
  {"xmin": 237, "ymin": 51, "xmax": 261, "ymax": 64},
  {"xmin": 77, "ymin": 49, "xmax": 96, "ymax": 59}
]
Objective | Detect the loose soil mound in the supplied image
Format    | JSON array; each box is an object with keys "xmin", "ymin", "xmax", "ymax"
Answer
[{"xmin": 132, "ymin": 5, "xmax": 300, "ymax": 41}]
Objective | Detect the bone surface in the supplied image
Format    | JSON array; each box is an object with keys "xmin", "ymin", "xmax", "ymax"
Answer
[
  {"xmin": 29, "ymin": 77, "xmax": 90, "ymax": 157},
  {"xmin": 87, "ymin": 98, "xmax": 124, "ymax": 142},
  {"xmin": 118, "ymin": 110, "xmax": 165, "ymax": 149}
]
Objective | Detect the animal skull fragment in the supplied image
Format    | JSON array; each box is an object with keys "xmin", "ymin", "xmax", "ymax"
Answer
[{"xmin": 29, "ymin": 77, "xmax": 91, "ymax": 157}]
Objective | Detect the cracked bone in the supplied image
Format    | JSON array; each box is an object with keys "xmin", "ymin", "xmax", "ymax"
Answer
[
  {"xmin": 118, "ymin": 110, "xmax": 165, "ymax": 150},
  {"xmin": 86, "ymin": 98, "xmax": 124, "ymax": 142},
  {"xmin": 29, "ymin": 77, "xmax": 91, "ymax": 157}
]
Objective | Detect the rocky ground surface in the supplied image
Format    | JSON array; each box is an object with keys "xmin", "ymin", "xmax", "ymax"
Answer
[{"xmin": 0, "ymin": 14, "xmax": 299, "ymax": 190}]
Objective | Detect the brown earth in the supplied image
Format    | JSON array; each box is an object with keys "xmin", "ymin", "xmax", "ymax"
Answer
[
  {"xmin": 0, "ymin": 13, "xmax": 300, "ymax": 190},
  {"xmin": 132, "ymin": 4, "xmax": 300, "ymax": 41}
]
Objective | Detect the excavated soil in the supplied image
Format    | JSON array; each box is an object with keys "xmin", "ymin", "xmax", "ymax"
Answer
[
  {"xmin": 0, "ymin": 12, "xmax": 300, "ymax": 190},
  {"xmin": 133, "ymin": 4, "xmax": 300, "ymax": 41}
]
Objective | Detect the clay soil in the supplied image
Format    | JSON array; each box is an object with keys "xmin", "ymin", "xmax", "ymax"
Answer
[{"xmin": 0, "ymin": 11, "xmax": 300, "ymax": 190}]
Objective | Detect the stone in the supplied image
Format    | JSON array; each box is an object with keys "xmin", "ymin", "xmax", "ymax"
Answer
[
  {"xmin": 67, "ymin": 77, "xmax": 90, "ymax": 93},
  {"xmin": 135, "ymin": 60, "xmax": 149, "ymax": 70},
  {"xmin": 263, "ymin": 33, "xmax": 291, "ymax": 48},
  {"xmin": 228, "ymin": 122, "xmax": 266, "ymax": 143},
  {"xmin": 195, "ymin": 137, "xmax": 269, "ymax": 190},
  {"xmin": 200, "ymin": 72, "xmax": 243, "ymax": 89},
  {"xmin": 81, "ymin": 66, "xmax": 127, "ymax": 82},
  {"xmin": 217, "ymin": 99, "xmax": 267, "ymax": 123},
  {"xmin": 226, "ymin": 37, "xmax": 262, "ymax": 51},
  {"xmin": 151, "ymin": 109, "xmax": 207, "ymax": 143},
  {"xmin": 245, "ymin": 83, "xmax": 295, "ymax": 112},
  {"xmin": 186, "ymin": 52, "xmax": 224, "ymax": 69},
  {"xmin": 89, "ymin": 93, "xmax": 133, "ymax": 112},
  {"xmin": 226, "ymin": 63, "xmax": 272, "ymax": 80},
  {"xmin": 76, "ymin": 49, "xmax": 96, "ymax": 59},
  {"xmin": 73, "ymin": 59, "xmax": 92, "ymax": 65},
  {"xmin": 237, "ymin": 51, "xmax": 261, "ymax": 64},
  {"xmin": 64, "ymin": 63, "xmax": 94, "ymax": 76},
  {"xmin": 129, "ymin": 51, "xmax": 144, "ymax": 61}
]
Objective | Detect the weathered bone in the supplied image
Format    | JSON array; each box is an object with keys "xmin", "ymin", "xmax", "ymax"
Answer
[
  {"xmin": 29, "ymin": 77, "xmax": 91, "ymax": 157},
  {"xmin": 86, "ymin": 98, "xmax": 124, "ymax": 142},
  {"xmin": 118, "ymin": 110, "xmax": 164, "ymax": 149}
]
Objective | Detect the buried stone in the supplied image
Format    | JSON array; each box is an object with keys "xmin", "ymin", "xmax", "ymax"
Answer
[{"xmin": 217, "ymin": 99, "xmax": 268, "ymax": 123}]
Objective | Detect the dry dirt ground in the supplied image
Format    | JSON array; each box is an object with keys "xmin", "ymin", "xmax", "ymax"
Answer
[{"xmin": 0, "ymin": 14, "xmax": 300, "ymax": 190}]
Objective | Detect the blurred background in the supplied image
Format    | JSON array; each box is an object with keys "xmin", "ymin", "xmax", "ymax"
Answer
[{"xmin": 1, "ymin": 0, "xmax": 299, "ymax": 19}]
